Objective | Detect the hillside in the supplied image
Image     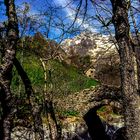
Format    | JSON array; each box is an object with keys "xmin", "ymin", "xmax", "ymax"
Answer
[{"xmin": 11, "ymin": 50, "xmax": 98, "ymax": 106}]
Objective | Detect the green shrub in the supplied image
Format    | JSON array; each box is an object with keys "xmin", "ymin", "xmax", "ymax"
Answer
[{"xmin": 60, "ymin": 110, "xmax": 79, "ymax": 117}]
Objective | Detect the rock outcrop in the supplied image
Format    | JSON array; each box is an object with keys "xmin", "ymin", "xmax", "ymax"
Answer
[
  {"xmin": 55, "ymin": 84, "xmax": 123, "ymax": 123},
  {"xmin": 61, "ymin": 32, "xmax": 120, "ymax": 86}
]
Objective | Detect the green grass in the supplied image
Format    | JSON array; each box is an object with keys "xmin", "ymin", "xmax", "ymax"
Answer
[
  {"xmin": 60, "ymin": 110, "xmax": 79, "ymax": 117},
  {"xmin": 97, "ymin": 106, "xmax": 107, "ymax": 112},
  {"xmin": 11, "ymin": 50, "xmax": 98, "ymax": 99},
  {"xmin": 46, "ymin": 59, "xmax": 98, "ymax": 96},
  {"xmin": 11, "ymin": 51, "xmax": 44, "ymax": 98}
]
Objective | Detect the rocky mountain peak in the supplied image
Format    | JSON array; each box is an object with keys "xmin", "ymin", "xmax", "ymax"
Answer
[
  {"xmin": 61, "ymin": 32, "xmax": 120, "ymax": 86},
  {"xmin": 61, "ymin": 32, "xmax": 118, "ymax": 59}
]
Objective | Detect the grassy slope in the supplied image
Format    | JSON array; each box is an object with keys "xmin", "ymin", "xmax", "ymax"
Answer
[
  {"xmin": 11, "ymin": 51, "xmax": 98, "ymax": 95},
  {"xmin": 11, "ymin": 50, "xmax": 98, "ymax": 116},
  {"xmin": 47, "ymin": 59, "xmax": 98, "ymax": 96}
]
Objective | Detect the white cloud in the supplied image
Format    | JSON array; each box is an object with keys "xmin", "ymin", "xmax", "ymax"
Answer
[{"xmin": 55, "ymin": 0, "xmax": 98, "ymax": 32}]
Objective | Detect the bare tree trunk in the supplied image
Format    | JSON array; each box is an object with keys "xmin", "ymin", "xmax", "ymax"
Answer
[
  {"xmin": 135, "ymin": 47, "xmax": 140, "ymax": 91},
  {"xmin": 130, "ymin": 4, "xmax": 140, "ymax": 91},
  {"xmin": 0, "ymin": 0, "xmax": 19, "ymax": 139},
  {"xmin": 40, "ymin": 58, "xmax": 62, "ymax": 140},
  {"xmin": 111, "ymin": 0, "xmax": 140, "ymax": 139}
]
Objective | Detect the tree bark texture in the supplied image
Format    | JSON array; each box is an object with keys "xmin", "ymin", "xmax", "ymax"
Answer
[
  {"xmin": 135, "ymin": 47, "xmax": 140, "ymax": 91},
  {"xmin": 111, "ymin": 0, "xmax": 140, "ymax": 139},
  {"xmin": 0, "ymin": 0, "xmax": 19, "ymax": 139}
]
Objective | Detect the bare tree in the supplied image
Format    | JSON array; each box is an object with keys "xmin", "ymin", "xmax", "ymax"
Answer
[
  {"xmin": 0, "ymin": 0, "xmax": 19, "ymax": 139},
  {"xmin": 110, "ymin": 0, "xmax": 140, "ymax": 139},
  {"xmin": 0, "ymin": 1, "xmax": 45, "ymax": 139}
]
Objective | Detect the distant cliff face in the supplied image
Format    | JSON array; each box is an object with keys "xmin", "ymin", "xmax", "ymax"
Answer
[
  {"xmin": 61, "ymin": 32, "xmax": 117, "ymax": 58},
  {"xmin": 61, "ymin": 32, "xmax": 120, "ymax": 86}
]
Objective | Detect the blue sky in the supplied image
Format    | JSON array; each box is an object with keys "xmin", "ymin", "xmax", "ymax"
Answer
[{"xmin": 0, "ymin": 0, "xmax": 140, "ymax": 41}]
